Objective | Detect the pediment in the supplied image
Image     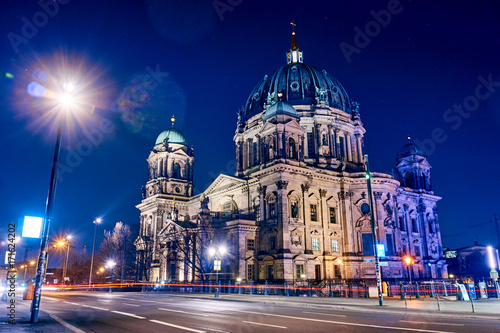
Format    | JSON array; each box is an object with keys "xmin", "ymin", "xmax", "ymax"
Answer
[{"xmin": 204, "ymin": 174, "xmax": 247, "ymax": 195}]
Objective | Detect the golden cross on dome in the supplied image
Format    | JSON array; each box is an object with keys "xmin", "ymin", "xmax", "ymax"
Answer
[
  {"xmin": 290, "ymin": 21, "xmax": 296, "ymax": 34},
  {"xmin": 407, "ymin": 135, "xmax": 411, "ymax": 143},
  {"xmin": 171, "ymin": 115, "xmax": 176, "ymax": 127}
]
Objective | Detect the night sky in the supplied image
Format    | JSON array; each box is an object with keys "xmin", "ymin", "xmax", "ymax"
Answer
[{"xmin": 1, "ymin": 0, "xmax": 499, "ymax": 268}]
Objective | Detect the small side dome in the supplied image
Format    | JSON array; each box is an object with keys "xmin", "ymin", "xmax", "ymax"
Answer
[
  {"xmin": 397, "ymin": 142, "xmax": 426, "ymax": 161},
  {"xmin": 263, "ymin": 101, "xmax": 298, "ymax": 121},
  {"xmin": 155, "ymin": 128, "xmax": 189, "ymax": 146}
]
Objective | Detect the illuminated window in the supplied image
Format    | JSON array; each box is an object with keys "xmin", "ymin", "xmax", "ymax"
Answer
[
  {"xmin": 269, "ymin": 202, "xmax": 276, "ymax": 219},
  {"xmin": 223, "ymin": 202, "xmax": 232, "ymax": 213},
  {"xmin": 332, "ymin": 239, "xmax": 339, "ymax": 252},
  {"xmin": 310, "ymin": 204, "xmax": 317, "ymax": 222},
  {"xmin": 329, "ymin": 207, "xmax": 336, "ymax": 223},
  {"xmin": 296, "ymin": 264, "xmax": 304, "ymax": 278},
  {"xmin": 312, "ymin": 238, "xmax": 319, "ymax": 251}
]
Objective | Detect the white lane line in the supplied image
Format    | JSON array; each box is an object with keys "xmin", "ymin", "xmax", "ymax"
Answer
[
  {"xmin": 303, "ymin": 311, "xmax": 346, "ymax": 317},
  {"xmin": 64, "ymin": 301, "xmax": 81, "ymax": 306},
  {"xmin": 44, "ymin": 296, "xmax": 58, "ymax": 301},
  {"xmin": 112, "ymin": 310, "xmax": 146, "ymax": 319},
  {"xmin": 243, "ymin": 321, "xmax": 287, "ymax": 329},
  {"xmin": 120, "ymin": 297, "xmax": 138, "ymax": 301},
  {"xmin": 98, "ymin": 299, "xmax": 111, "ymax": 302},
  {"xmin": 50, "ymin": 314, "xmax": 86, "ymax": 333},
  {"xmin": 82, "ymin": 305, "xmax": 109, "ymax": 311},
  {"xmin": 158, "ymin": 308, "xmax": 209, "ymax": 317},
  {"xmin": 229, "ymin": 310, "xmax": 454, "ymax": 333},
  {"xmin": 400, "ymin": 321, "xmax": 464, "ymax": 327},
  {"xmin": 123, "ymin": 303, "xmax": 140, "ymax": 307},
  {"xmin": 150, "ymin": 319, "xmax": 206, "ymax": 333}
]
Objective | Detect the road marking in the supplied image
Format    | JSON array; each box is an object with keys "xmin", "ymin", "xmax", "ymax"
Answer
[
  {"xmin": 50, "ymin": 314, "xmax": 86, "ymax": 333},
  {"xmin": 230, "ymin": 310, "xmax": 454, "ymax": 333},
  {"xmin": 64, "ymin": 301, "xmax": 81, "ymax": 306},
  {"xmin": 243, "ymin": 321, "xmax": 287, "ymax": 329},
  {"xmin": 123, "ymin": 303, "xmax": 140, "ymax": 307},
  {"xmin": 400, "ymin": 321, "xmax": 464, "ymax": 327},
  {"xmin": 82, "ymin": 305, "xmax": 109, "ymax": 311},
  {"xmin": 158, "ymin": 308, "xmax": 209, "ymax": 317},
  {"xmin": 303, "ymin": 311, "xmax": 346, "ymax": 317},
  {"xmin": 150, "ymin": 319, "xmax": 206, "ymax": 332},
  {"xmin": 120, "ymin": 297, "xmax": 139, "ymax": 301},
  {"xmin": 44, "ymin": 296, "xmax": 58, "ymax": 301},
  {"xmin": 112, "ymin": 310, "xmax": 146, "ymax": 319},
  {"xmin": 98, "ymin": 299, "xmax": 111, "ymax": 302}
]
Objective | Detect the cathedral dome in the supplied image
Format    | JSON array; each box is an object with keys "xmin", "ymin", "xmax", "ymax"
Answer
[
  {"xmin": 244, "ymin": 62, "xmax": 352, "ymax": 118},
  {"xmin": 397, "ymin": 142, "xmax": 426, "ymax": 160},
  {"xmin": 263, "ymin": 101, "xmax": 298, "ymax": 121},
  {"xmin": 155, "ymin": 128, "xmax": 188, "ymax": 146}
]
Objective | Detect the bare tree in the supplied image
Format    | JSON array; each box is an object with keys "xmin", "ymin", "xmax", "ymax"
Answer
[{"xmin": 98, "ymin": 222, "xmax": 136, "ymax": 282}]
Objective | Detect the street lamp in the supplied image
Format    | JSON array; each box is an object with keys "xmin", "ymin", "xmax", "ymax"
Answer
[
  {"xmin": 209, "ymin": 246, "xmax": 226, "ymax": 298},
  {"xmin": 61, "ymin": 235, "xmax": 72, "ymax": 285},
  {"xmin": 106, "ymin": 260, "xmax": 116, "ymax": 293},
  {"xmin": 89, "ymin": 218, "xmax": 102, "ymax": 288},
  {"xmin": 30, "ymin": 80, "xmax": 79, "ymax": 323},
  {"xmin": 404, "ymin": 256, "xmax": 414, "ymax": 298}
]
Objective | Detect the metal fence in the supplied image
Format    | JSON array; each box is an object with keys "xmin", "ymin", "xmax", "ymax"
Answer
[{"xmin": 142, "ymin": 280, "xmax": 500, "ymax": 299}]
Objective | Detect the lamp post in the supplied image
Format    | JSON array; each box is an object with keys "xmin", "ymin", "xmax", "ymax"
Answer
[
  {"xmin": 106, "ymin": 260, "xmax": 116, "ymax": 293},
  {"xmin": 89, "ymin": 218, "xmax": 102, "ymax": 287},
  {"xmin": 363, "ymin": 154, "xmax": 383, "ymax": 306},
  {"xmin": 209, "ymin": 246, "xmax": 226, "ymax": 298},
  {"xmin": 60, "ymin": 235, "xmax": 72, "ymax": 285},
  {"xmin": 404, "ymin": 256, "xmax": 414, "ymax": 299},
  {"xmin": 30, "ymin": 82, "xmax": 77, "ymax": 323}
]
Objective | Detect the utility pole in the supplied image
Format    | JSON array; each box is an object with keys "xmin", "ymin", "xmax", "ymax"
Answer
[{"xmin": 364, "ymin": 154, "xmax": 383, "ymax": 306}]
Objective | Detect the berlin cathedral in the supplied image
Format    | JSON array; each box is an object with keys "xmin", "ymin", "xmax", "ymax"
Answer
[{"xmin": 134, "ymin": 30, "xmax": 448, "ymax": 285}]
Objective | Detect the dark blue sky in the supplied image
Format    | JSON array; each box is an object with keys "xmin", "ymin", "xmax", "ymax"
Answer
[{"xmin": 1, "ymin": 0, "xmax": 499, "ymax": 266}]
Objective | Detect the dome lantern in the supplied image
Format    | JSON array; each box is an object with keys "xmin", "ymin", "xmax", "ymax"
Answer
[{"xmin": 287, "ymin": 21, "xmax": 303, "ymax": 64}]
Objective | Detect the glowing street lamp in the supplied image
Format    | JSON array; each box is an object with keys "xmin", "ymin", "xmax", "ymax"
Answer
[
  {"xmin": 209, "ymin": 246, "xmax": 226, "ymax": 298},
  {"xmin": 30, "ymin": 80, "xmax": 79, "ymax": 323},
  {"xmin": 61, "ymin": 235, "xmax": 73, "ymax": 285},
  {"xmin": 106, "ymin": 260, "xmax": 116, "ymax": 293},
  {"xmin": 404, "ymin": 256, "xmax": 414, "ymax": 297},
  {"xmin": 89, "ymin": 218, "xmax": 102, "ymax": 287}
]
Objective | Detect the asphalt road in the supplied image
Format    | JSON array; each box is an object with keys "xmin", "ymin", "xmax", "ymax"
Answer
[{"xmin": 40, "ymin": 292, "xmax": 500, "ymax": 333}]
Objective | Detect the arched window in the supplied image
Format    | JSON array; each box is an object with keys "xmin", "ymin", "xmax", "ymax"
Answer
[
  {"xmin": 289, "ymin": 138, "xmax": 297, "ymax": 159},
  {"xmin": 223, "ymin": 201, "xmax": 232, "ymax": 214}
]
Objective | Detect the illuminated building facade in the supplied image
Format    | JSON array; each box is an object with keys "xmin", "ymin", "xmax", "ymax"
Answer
[{"xmin": 135, "ymin": 32, "xmax": 448, "ymax": 284}]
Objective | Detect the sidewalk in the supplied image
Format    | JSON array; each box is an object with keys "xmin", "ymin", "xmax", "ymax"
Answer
[
  {"xmin": 0, "ymin": 295, "xmax": 70, "ymax": 332},
  {"xmin": 147, "ymin": 292, "xmax": 500, "ymax": 320}
]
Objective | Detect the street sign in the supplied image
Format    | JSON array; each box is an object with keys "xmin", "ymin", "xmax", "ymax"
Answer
[
  {"xmin": 364, "ymin": 258, "xmax": 375, "ymax": 262},
  {"xmin": 214, "ymin": 259, "xmax": 221, "ymax": 271},
  {"xmin": 467, "ymin": 283, "xmax": 476, "ymax": 299},
  {"xmin": 376, "ymin": 244, "xmax": 386, "ymax": 257},
  {"xmin": 379, "ymin": 262, "xmax": 388, "ymax": 266},
  {"xmin": 491, "ymin": 269, "xmax": 499, "ymax": 281}
]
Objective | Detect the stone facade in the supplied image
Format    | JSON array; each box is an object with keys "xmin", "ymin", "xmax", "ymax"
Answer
[{"xmin": 134, "ymin": 33, "xmax": 448, "ymax": 284}]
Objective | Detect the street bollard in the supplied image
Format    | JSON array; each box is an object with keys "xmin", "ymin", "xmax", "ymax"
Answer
[
  {"xmin": 443, "ymin": 281, "xmax": 448, "ymax": 297},
  {"xmin": 285, "ymin": 281, "xmax": 289, "ymax": 296},
  {"xmin": 415, "ymin": 282, "xmax": 421, "ymax": 299},
  {"xmin": 265, "ymin": 280, "xmax": 269, "ymax": 296},
  {"xmin": 250, "ymin": 281, "xmax": 254, "ymax": 295},
  {"xmin": 308, "ymin": 282, "xmax": 312, "ymax": 297},
  {"xmin": 228, "ymin": 280, "xmax": 232, "ymax": 294}
]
